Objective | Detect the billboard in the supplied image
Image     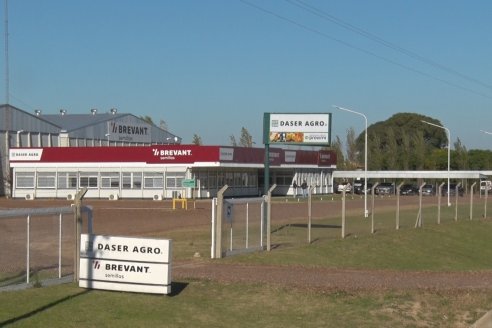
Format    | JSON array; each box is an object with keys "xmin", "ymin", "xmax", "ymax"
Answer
[{"xmin": 263, "ymin": 113, "xmax": 331, "ymax": 145}]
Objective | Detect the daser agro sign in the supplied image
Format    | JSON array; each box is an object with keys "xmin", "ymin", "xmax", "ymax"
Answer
[
  {"xmin": 263, "ymin": 113, "xmax": 331, "ymax": 145},
  {"xmin": 79, "ymin": 234, "xmax": 172, "ymax": 294}
]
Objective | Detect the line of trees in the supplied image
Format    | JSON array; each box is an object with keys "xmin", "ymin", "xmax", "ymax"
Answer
[{"xmin": 332, "ymin": 113, "xmax": 492, "ymax": 171}]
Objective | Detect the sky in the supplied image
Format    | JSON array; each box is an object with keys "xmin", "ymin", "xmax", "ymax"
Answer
[{"xmin": 2, "ymin": 0, "xmax": 492, "ymax": 150}]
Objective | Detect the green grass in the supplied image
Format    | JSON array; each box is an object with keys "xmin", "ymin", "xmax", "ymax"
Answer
[
  {"xmin": 1, "ymin": 280, "xmax": 491, "ymax": 327},
  {"xmin": 2, "ymin": 200, "xmax": 492, "ymax": 327},
  {"xmin": 230, "ymin": 218, "xmax": 492, "ymax": 271}
]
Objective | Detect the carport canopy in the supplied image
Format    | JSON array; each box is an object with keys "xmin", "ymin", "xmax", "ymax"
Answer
[{"xmin": 333, "ymin": 170, "xmax": 492, "ymax": 181}]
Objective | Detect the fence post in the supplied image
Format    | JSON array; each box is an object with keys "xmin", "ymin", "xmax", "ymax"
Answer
[
  {"xmin": 73, "ymin": 188, "xmax": 88, "ymax": 282},
  {"xmin": 341, "ymin": 189, "xmax": 346, "ymax": 239},
  {"xmin": 267, "ymin": 184, "xmax": 277, "ymax": 251},
  {"xmin": 26, "ymin": 215, "xmax": 30, "ymax": 284},
  {"xmin": 438, "ymin": 182, "xmax": 445, "ymax": 224},
  {"xmin": 396, "ymin": 182, "xmax": 404, "ymax": 230},
  {"xmin": 371, "ymin": 183, "xmax": 379, "ymax": 234},
  {"xmin": 485, "ymin": 186, "xmax": 488, "ymax": 219},
  {"xmin": 470, "ymin": 182, "xmax": 476, "ymax": 220},
  {"xmin": 415, "ymin": 182, "xmax": 426, "ymax": 228},
  {"xmin": 455, "ymin": 183, "xmax": 461, "ymax": 221},
  {"xmin": 215, "ymin": 185, "xmax": 229, "ymax": 259},
  {"xmin": 308, "ymin": 185, "xmax": 315, "ymax": 243}
]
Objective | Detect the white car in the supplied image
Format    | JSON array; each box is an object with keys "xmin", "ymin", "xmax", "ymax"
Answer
[{"xmin": 337, "ymin": 182, "xmax": 352, "ymax": 193}]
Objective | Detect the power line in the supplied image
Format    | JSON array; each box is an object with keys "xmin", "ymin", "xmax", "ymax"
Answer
[
  {"xmin": 239, "ymin": 0, "xmax": 492, "ymax": 100},
  {"xmin": 287, "ymin": 0, "xmax": 492, "ymax": 92}
]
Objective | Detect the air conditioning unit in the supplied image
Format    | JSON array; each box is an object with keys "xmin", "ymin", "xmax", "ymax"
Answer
[
  {"xmin": 66, "ymin": 194, "xmax": 74, "ymax": 200},
  {"xmin": 109, "ymin": 194, "xmax": 119, "ymax": 200},
  {"xmin": 25, "ymin": 193, "xmax": 35, "ymax": 200},
  {"xmin": 153, "ymin": 194, "xmax": 163, "ymax": 201}
]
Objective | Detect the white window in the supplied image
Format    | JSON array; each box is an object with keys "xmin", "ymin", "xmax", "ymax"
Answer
[
  {"xmin": 16, "ymin": 172, "xmax": 35, "ymax": 188},
  {"xmin": 101, "ymin": 172, "xmax": 120, "ymax": 189},
  {"xmin": 37, "ymin": 172, "xmax": 56, "ymax": 188},
  {"xmin": 122, "ymin": 172, "xmax": 142, "ymax": 189},
  {"xmin": 57, "ymin": 172, "xmax": 77, "ymax": 189},
  {"xmin": 144, "ymin": 172, "xmax": 163, "ymax": 189},
  {"xmin": 166, "ymin": 172, "xmax": 185, "ymax": 189}
]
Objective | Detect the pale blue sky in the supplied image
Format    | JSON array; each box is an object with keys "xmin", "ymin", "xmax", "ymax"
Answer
[{"xmin": 3, "ymin": 1, "xmax": 492, "ymax": 149}]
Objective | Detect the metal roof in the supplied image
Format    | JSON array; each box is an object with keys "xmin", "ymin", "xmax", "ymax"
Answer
[{"xmin": 41, "ymin": 112, "xmax": 132, "ymax": 132}]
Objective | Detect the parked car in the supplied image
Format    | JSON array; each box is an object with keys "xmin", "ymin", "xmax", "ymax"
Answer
[
  {"xmin": 420, "ymin": 184, "xmax": 436, "ymax": 196},
  {"xmin": 355, "ymin": 182, "xmax": 373, "ymax": 194},
  {"xmin": 399, "ymin": 184, "xmax": 419, "ymax": 196},
  {"xmin": 337, "ymin": 182, "xmax": 352, "ymax": 193},
  {"xmin": 353, "ymin": 179, "xmax": 373, "ymax": 194},
  {"xmin": 353, "ymin": 179, "xmax": 365, "ymax": 194},
  {"xmin": 480, "ymin": 180, "xmax": 492, "ymax": 192},
  {"xmin": 375, "ymin": 182, "xmax": 395, "ymax": 195},
  {"xmin": 441, "ymin": 184, "xmax": 464, "ymax": 196}
]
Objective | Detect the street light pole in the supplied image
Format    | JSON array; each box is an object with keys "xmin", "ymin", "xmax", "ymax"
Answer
[
  {"xmin": 422, "ymin": 120, "xmax": 451, "ymax": 206},
  {"xmin": 333, "ymin": 105, "xmax": 369, "ymax": 218}
]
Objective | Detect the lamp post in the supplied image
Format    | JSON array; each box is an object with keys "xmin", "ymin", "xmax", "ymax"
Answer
[
  {"xmin": 480, "ymin": 130, "xmax": 492, "ymax": 136},
  {"xmin": 422, "ymin": 120, "xmax": 451, "ymax": 206},
  {"xmin": 105, "ymin": 133, "xmax": 110, "ymax": 145},
  {"xmin": 333, "ymin": 105, "xmax": 368, "ymax": 218}
]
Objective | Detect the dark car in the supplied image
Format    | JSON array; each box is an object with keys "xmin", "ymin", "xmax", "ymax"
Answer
[
  {"xmin": 421, "ymin": 184, "xmax": 436, "ymax": 196},
  {"xmin": 354, "ymin": 179, "xmax": 373, "ymax": 194},
  {"xmin": 399, "ymin": 184, "xmax": 419, "ymax": 196},
  {"xmin": 441, "ymin": 184, "xmax": 464, "ymax": 196},
  {"xmin": 355, "ymin": 182, "xmax": 373, "ymax": 194},
  {"xmin": 375, "ymin": 182, "xmax": 395, "ymax": 195}
]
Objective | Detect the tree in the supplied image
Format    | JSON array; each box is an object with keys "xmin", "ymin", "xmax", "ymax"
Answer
[
  {"xmin": 384, "ymin": 127, "xmax": 398, "ymax": 169},
  {"xmin": 412, "ymin": 130, "xmax": 426, "ymax": 170},
  {"xmin": 453, "ymin": 138, "xmax": 468, "ymax": 170},
  {"xmin": 140, "ymin": 115, "xmax": 154, "ymax": 125},
  {"xmin": 229, "ymin": 135, "xmax": 237, "ymax": 147},
  {"xmin": 368, "ymin": 133, "xmax": 383, "ymax": 170},
  {"xmin": 345, "ymin": 127, "xmax": 358, "ymax": 169},
  {"xmin": 159, "ymin": 119, "xmax": 168, "ymax": 131},
  {"xmin": 331, "ymin": 136, "xmax": 345, "ymax": 169},
  {"xmin": 239, "ymin": 127, "xmax": 254, "ymax": 147},
  {"xmin": 400, "ymin": 131, "xmax": 411, "ymax": 170},
  {"xmin": 192, "ymin": 134, "xmax": 202, "ymax": 145},
  {"xmin": 354, "ymin": 112, "xmax": 449, "ymax": 171}
]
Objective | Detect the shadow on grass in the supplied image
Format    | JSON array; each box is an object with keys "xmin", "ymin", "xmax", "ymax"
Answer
[
  {"xmin": 0, "ymin": 289, "xmax": 92, "ymax": 327},
  {"xmin": 272, "ymin": 223, "xmax": 341, "ymax": 233},
  {"xmin": 169, "ymin": 281, "xmax": 188, "ymax": 297}
]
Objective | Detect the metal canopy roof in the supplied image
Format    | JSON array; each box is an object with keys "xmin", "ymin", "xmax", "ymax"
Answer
[{"xmin": 333, "ymin": 170, "xmax": 492, "ymax": 180}]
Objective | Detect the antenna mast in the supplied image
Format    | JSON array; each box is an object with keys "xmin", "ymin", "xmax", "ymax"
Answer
[{"xmin": 4, "ymin": 0, "xmax": 9, "ymax": 105}]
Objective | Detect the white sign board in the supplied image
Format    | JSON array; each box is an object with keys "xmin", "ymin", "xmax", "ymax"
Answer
[
  {"xmin": 263, "ymin": 113, "xmax": 331, "ymax": 145},
  {"xmin": 79, "ymin": 234, "xmax": 172, "ymax": 294}
]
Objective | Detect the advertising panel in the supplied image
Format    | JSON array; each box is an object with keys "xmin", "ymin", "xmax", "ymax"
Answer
[
  {"xmin": 79, "ymin": 234, "xmax": 172, "ymax": 294},
  {"xmin": 107, "ymin": 116, "xmax": 151, "ymax": 143},
  {"xmin": 263, "ymin": 113, "xmax": 331, "ymax": 146}
]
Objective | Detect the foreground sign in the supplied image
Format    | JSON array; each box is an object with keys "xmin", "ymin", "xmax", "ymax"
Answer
[{"xmin": 79, "ymin": 234, "xmax": 172, "ymax": 294}]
